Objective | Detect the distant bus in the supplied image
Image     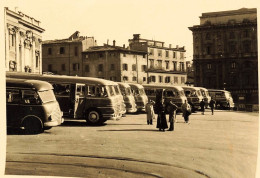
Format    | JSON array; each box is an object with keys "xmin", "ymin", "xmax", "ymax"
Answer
[
  {"xmin": 182, "ymin": 86, "xmax": 204, "ymax": 110},
  {"xmin": 207, "ymin": 89, "xmax": 235, "ymax": 109},
  {"xmin": 128, "ymin": 83, "xmax": 148, "ymax": 112},
  {"xmin": 117, "ymin": 82, "xmax": 137, "ymax": 113},
  {"xmin": 6, "ymin": 72, "xmax": 122, "ymax": 125},
  {"xmin": 113, "ymin": 83, "xmax": 127, "ymax": 116},
  {"xmin": 6, "ymin": 78, "xmax": 63, "ymax": 134},
  {"xmin": 197, "ymin": 87, "xmax": 211, "ymax": 108},
  {"xmin": 143, "ymin": 84, "xmax": 186, "ymax": 112}
]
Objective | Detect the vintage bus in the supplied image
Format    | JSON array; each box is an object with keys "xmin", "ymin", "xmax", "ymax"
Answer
[
  {"xmin": 6, "ymin": 78, "xmax": 63, "ymax": 134},
  {"xmin": 197, "ymin": 87, "xmax": 211, "ymax": 108},
  {"xmin": 117, "ymin": 82, "xmax": 137, "ymax": 113},
  {"xmin": 128, "ymin": 83, "xmax": 148, "ymax": 112},
  {"xmin": 143, "ymin": 84, "xmax": 187, "ymax": 113},
  {"xmin": 207, "ymin": 89, "xmax": 235, "ymax": 109},
  {"xmin": 6, "ymin": 72, "xmax": 122, "ymax": 125},
  {"xmin": 182, "ymin": 86, "xmax": 204, "ymax": 111},
  {"xmin": 113, "ymin": 83, "xmax": 127, "ymax": 116}
]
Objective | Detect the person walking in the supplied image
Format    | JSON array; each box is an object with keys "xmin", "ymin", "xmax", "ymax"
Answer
[
  {"xmin": 181, "ymin": 100, "xmax": 191, "ymax": 123},
  {"xmin": 167, "ymin": 99, "xmax": 178, "ymax": 131},
  {"xmin": 145, "ymin": 99, "xmax": 156, "ymax": 125},
  {"xmin": 156, "ymin": 99, "xmax": 168, "ymax": 131},
  {"xmin": 200, "ymin": 99, "xmax": 206, "ymax": 115},
  {"xmin": 209, "ymin": 99, "xmax": 216, "ymax": 115}
]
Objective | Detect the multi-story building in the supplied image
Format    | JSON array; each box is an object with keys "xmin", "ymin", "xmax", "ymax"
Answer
[
  {"xmin": 42, "ymin": 31, "xmax": 96, "ymax": 76},
  {"xmin": 4, "ymin": 7, "xmax": 45, "ymax": 73},
  {"xmin": 128, "ymin": 34, "xmax": 187, "ymax": 85},
  {"xmin": 189, "ymin": 8, "xmax": 258, "ymax": 109},
  {"xmin": 82, "ymin": 41, "xmax": 147, "ymax": 83}
]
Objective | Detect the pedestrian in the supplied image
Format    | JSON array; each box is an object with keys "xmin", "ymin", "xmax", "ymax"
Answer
[
  {"xmin": 145, "ymin": 99, "xmax": 156, "ymax": 125},
  {"xmin": 156, "ymin": 99, "xmax": 168, "ymax": 131},
  {"xmin": 209, "ymin": 99, "xmax": 216, "ymax": 115},
  {"xmin": 200, "ymin": 99, "xmax": 205, "ymax": 115},
  {"xmin": 167, "ymin": 99, "xmax": 178, "ymax": 131},
  {"xmin": 181, "ymin": 100, "xmax": 191, "ymax": 123}
]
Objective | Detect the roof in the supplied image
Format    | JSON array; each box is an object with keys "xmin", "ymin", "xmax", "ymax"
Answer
[
  {"xmin": 201, "ymin": 8, "xmax": 257, "ymax": 18},
  {"xmin": 83, "ymin": 45, "xmax": 147, "ymax": 54},
  {"xmin": 128, "ymin": 83, "xmax": 144, "ymax": 89},
  {"xmin": 6, "ymin": 78, "xmax": 53, "ymax": 91},
  {"xmin": 6, "ymin": 72, "xmax": 117, "ymax": 86},
  {"xmin": 182, "ymin": 86, "xmax": 200, "ymax": 91},
  {"xmin": 43, "ymin": 37, "xmax": 86, "ymax": 44},
  {"xmin": 142, "ymin": 84, "xmax": 184, "ymax": 91},
  {"xmin": 117, "ymin": 82, "xmax": 131, "ymax": 88}
]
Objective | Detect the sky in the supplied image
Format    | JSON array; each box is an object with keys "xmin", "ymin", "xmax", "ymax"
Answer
[{"xmin": 1, "ymin": 0, "xmax": 259, "ymax": 61}]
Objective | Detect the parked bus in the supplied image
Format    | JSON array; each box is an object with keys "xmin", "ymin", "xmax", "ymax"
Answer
[
  {"xmin": 117, "ymin": 82, "xmax": 137, "ymax": 113},
  {"xmin": 197, "ymin": 87, "xmax": 211, "ymax": 108},
  {"xmin": 113, "ymin": 83, "xmax": 127, "ymax": 116},
  {"xmin": 6, "ymin": 72, "xmax": 122, "ymax": 125},
  {"xmin": 6, "ymin": 78, "xmax": 63, "ymax": 134},
  {"xmin": 143, "ymin": 84, "xmax": 187, "ymax": 113},
  {"xmin": 128, "ymin": 83, "xmax": 148, "ymax": 112},
  {"xmin": 207, "ymin": 89, "xmax": 235, "ymax": 109},
  {"xmin": 182, "ymin": 86, "xmax": 204, "ymax": 111}
]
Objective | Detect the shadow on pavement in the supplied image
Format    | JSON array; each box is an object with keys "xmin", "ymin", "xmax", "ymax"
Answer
[
  {"xmin": 60, "ymin": 121, "xmax": 107, "ymax": 127},
  {"xmin": 98, "ymin": 129, "xmax": 160, "ymax": 132}
]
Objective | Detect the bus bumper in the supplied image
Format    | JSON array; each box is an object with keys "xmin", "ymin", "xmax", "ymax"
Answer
[{"xmin": 44, "ymin": 118, "xmax": 63, "ymax": 127}]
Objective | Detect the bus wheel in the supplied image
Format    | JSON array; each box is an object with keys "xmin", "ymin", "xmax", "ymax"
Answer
[
  {"xmin": 87, "ymin": 110, "xmax": 102, "ymax": 125},
  {"xmin": 22, "ymin": 117, "xmax": 43, "ymax": 134}
]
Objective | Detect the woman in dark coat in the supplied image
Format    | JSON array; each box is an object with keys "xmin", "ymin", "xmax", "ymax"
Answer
[{"xmin": 156, "ymin": 99, "xmax": 168, "ymax": 131}]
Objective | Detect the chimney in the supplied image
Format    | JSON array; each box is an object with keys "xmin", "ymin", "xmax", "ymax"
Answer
[
  {"xmin": 169, "ymin": 44, "xmax": 172, "ymax": 48},
  {"xmin": 176, "ymin": 45, "xmax": 179, "ymax": 49},
  {"xmin": 113, "ymin": 40, "xmax": 116, "ymax": 46},
  {"xmin": 133, "ymin": 34, "xmax": 140, "ymax": 40},
  {"xmin": 123, "ymin": 44, "xmax": 125, "ymax": 48},
  {"xmin": 107, "ymin": 39, "xmax": 109, "ymax": 45},
  {"xmin": 183, "ymin": 46, "xmax": 186, "ymax": 50}
]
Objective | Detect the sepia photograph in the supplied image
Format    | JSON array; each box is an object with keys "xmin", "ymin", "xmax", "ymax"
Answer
[{"xmin": 0, "ymin": 0, "xmax": 259, "ymax": 177}]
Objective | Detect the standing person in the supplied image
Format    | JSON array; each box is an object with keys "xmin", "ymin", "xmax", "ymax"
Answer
[
  {"xmin": 145, "ymin": 99, "xmax": 156, "ymax": 125},
  {"xmin": 167, "ymin": 99, "xmax": 178, "ymax": 131},
  {"xmin": 156, "ymin": 99, "xmax": 168, "ymax": 131},
  {"xmin": 181, "ymin": 100, "xmax": 191, "ymax": 123},
  {"xmin": 209, "ymin": 99, "xmax": 216, "ymax": 115},
  {"xmin": 200, "ymin": 99, "xmax": 206, "ymax": 115}
]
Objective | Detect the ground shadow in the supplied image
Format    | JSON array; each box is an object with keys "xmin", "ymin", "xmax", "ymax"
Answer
[
  {"xmin": 60, "ymin": 121, "xmax": 107, "ymax": 127},
  {"xmin": 98, "ymin": 129, "xmax": 162, "ymax": 132}
]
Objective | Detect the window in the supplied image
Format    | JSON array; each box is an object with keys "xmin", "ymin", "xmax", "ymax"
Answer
[
  {"xmin": 206, "ymin": 33, "xmax": 211, "ymax": 40},
  {"xmin": 98, "ymin": 64, "xmax": 103, "ymax": 72},
  {"xmin": 122, "ymin": 63, "xmax": 128, "ymax": 71},
  {"xmin": 123, "ymin": 76, "xmax": 128, "ymax": 81},
  {"xmin": 61, "ymin": 64, "xmax": 66, "ymax": 71},
  {"xmin": 174, "ymin": 76, "xmax": 178, "ymax": 84},
  {"xmin": 151, "ymin": 76, "xmax": 156, "ymax": 82},
  {"xmin": 173, "ymin": 52, "xmax": 176, "ymax": 58},
  {"xmin": 48, "ymin": 64, "xmax": 52, "ymax": 72},
  {"xmin": 166, "ymin": 51, "xmax": 169, "ymax": 57},
  {"xmin": 11, "ymin": 34, "xmax": 15, "ymax": 47},
  {"xmin": 110, "ymin": 64, "xmax": 115, "ymax": 71},
  {"xmin": 229, "ymin": 42, "xmax": 236, "ymax": 53},
  {"xmin": 180, "ymin": 53, "xmax": 184, "ymax": 59},
  {"xmin": 75, "ymin": 46, "xmax": 78, "ymax": 56},
  {"xmin": 143, "ymin": 77, "xmax": 146, "ymax": 82},
  {"xmin": 159, "ymin": 76, "xmax": 163, "ymax": 83},
  {"xmin": 173, "ymin": 61, "xmax": 177, "ymax": 71},
  {"xmin": 132, "ymin": 64, "xmax": 136, "ymax": 71},
  {"xmin": 132, "ymin": 76, "xmax": 137, "ymax": 81},
  {"xmin": 85, "ymin": 54, "xmax": 89, "ymax": 59},
  {"xmin": 243, "ymin": 41, "xmax": 251, "ymax": 53},
  {"xmin": 231, "ymin": 62, "xmax": 236, "ymax": 69},
  {"xmin": 180, "ymin": 62, "xmax": 185, "ymax": 71},
  {"xmin": 141, "ymin": 65, "xmax": 147, "ymax": 72},
  {"xmin": 60, "ymin": 47, "xmax": 65, "ymax": 54},
  {"xmin": 158, "ymin": 50, "xmax": 162, "ymax": 57},
  {"xmin": 149, "ymin": 59, "xmax": 154, "ymax": 68},
  {"xmin": 99, "ymin": 53, "xmax": 104, "ymax": 58},
  {"xmin": 165, "ymin": 61, "xmax": 169, "ymax": 69},
  {"xmin": 143, "ymin": 54, "xmax": 146, "ymax": 58},
  {"xmin": 73, "ymin": 63, "xmax": 80, "ymax": 71},
  {"xmin": 206, "ymin": 46, "xmax": 211, "ymax": 55},
  {"xmin": 6, "ymin": 89, "xmax": 20, "ymax": 104},
  {"xmin": 229, "ymin": 32, "xmax": 235, "ymax": 39},
  {"xmin": 35, "ymin": 56, "xmax": 39, "ymax": 68},
  {"xmin": 165, "ymin": 76, "xmax": 171, "ymax": 83},
  {"xmin": 48, "ymin": 48, "xmax": 52, "ymax": 55},
  {"xmin": 243, "ymin": 30, "xmax": 249, "ymax": 38},
  {"xmin": 149, "ymin": 49, "xmax": 154, "ymax": 55},
  {"xmin": 123, "ymin": 53, "xmax": 126, "ymax": 57},
  {"xmin": 181, "ymin": 77, "xmax": 185, "ymax": 84},
  {"xmin": 85, "ymin": 65, "xmax": 90, "ymax": 72},
  {"xmin": 157, "ymin": 60, "xmax": 162, "ymax": 68},
  {"xmin": 207, "ymin": 63, "xmax": 212, "ymax": 70}
]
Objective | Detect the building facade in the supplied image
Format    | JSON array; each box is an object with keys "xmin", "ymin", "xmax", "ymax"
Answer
[
  {"xmin": 42, "ymin": 31, "xmax": 96, "ymax": 76},
  {"xmin": 189, "ymin": 8, "xmax": 258, "ymax": 108},
  {"xmin": 4, "ymin": 7, "xmax": 45, "ymax": 73},
  {"xmin": 82, "ymin": 42, "xmax": 147, "ymax": 83},
  {"xmin": 128, "ymin": 34, "xmax": 187, "ymax": 86}
]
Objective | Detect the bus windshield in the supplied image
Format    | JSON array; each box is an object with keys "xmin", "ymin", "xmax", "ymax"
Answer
[
  {"xmin": 179, "ymin": 90, "xmax": 185, "ymax": 96},
  {"xmin": 106, "ymin": 85, "xmax": 115, "ymax": 96},
  {"xmin": 38, "ymin": 90, "xmax": 56, "ymax": 103},
  {"xmin": 196, "ymin": 90, "xmax": 202, "ymax": 96},
  {"xmin": 114, "ymin": 85, "xmax": 121, "ymax": 95},
  {"xmin": 201, "ymin": 90, "xmax": 206, "ymax": 97},
  {"xmin": 139, "ymin": 88, "xmax": 145, "ymax": 95}
]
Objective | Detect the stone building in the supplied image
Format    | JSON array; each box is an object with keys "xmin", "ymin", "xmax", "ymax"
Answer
[
  {"xmin": 4, "ymin": 7, "xmax": 45, "ymax": 73},
  {"xmin": 189, "ymin": 8, "xmax": 258, "ymax": 109},
  {"xmin": 82, "ymin": 41, "xmax": 147, "ymax": 83},
  {"xmin": 42, "ymin": 31, "xmax": 96, "ymax": 76},
  {"xmin": 128, "ymin": 34, "xmax": 187, "ymax": 85}
]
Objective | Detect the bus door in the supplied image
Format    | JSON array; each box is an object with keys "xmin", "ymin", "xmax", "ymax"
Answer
[{"xmin": 74, "ymin": 84, "xmax": 86, "ymax": 118}]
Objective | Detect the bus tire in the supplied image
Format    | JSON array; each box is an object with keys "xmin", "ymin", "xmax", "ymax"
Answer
[
  {"xmin": 21, "ymin": 117, "xmax": 43, "ymax": 134},
  {"xmin": 86, "ymin": 110, "xmax": 103, "ymax": 125}
]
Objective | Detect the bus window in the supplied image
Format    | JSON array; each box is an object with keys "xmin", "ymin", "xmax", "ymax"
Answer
[
  {"xmin": 21, "ymin": 90, "xmax": 41, "ymax": 104},
  {"xmin": 164, "ymin": 90, "xmax": 175, "ymax": 97},
  {"xmin": 76, "ymin": 84, "xmax": 85, "ymax": 97},
  {"xmin": 107, "ymin": 85, "xmax": 115, "ymax": 96},
  {"xmin": 114, "ymin": 85, "xmax": 121, "ymax": 95},
  {"xmin": 38, "ymin": 90, "xmax": 56, "ymax": 103},
  {"xmin": 96, "ymin": 86, "xmax": 108, "ymax": 97},
  {"xmin": 6, "ymin": 89, "xmax": 20, "ymax": 103},
  {"xmin": 88, "ymin": 85, "xmax": 96, "ymax": 96},
  {"xmin": 53, "ymin": 84, "xmax": 70, "ymax": 96}
]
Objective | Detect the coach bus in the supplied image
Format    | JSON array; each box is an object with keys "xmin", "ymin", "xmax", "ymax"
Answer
[
  {"xmin": 117, "ymin": 82, "xmax": 137, "ymax": 113},
  {"xmin": 113, "ymin": 83, "xmax": 127, "ymax": 116},
  {"xmin": 182, "ymin": 86, "xmax": 203, "ymax": 111},
  {"xmin": 6, "ymin": 78, "xmax": 63, "ymax": 134},
  {"xmin": 197, "ymin": 87, "xmax": 211, "ymax": 108},
  {"xmin": 143, "ymin": 84, "xmax": 187, "ymax": 113},
  {"xmin": 207, "ymin": 89, "xmax": 234, "ymax": 109},
  {"xmin": 128, "ymin": 83, "xmax": 148, "ymax": 112},
  {"xmin": 6, "ymin": 72, "xmax": 122, "ymax": 125}
]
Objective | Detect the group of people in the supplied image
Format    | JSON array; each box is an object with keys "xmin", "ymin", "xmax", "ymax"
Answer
[
  {"xmin": 145, "ymin": 99, "xmax": 192, "ymax": 132},
  {"xmin": 145, "ymin": 98, "xmax": 217, "ymax": 132}
]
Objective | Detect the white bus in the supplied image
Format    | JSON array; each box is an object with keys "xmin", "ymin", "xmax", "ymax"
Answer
[
  {"xmin": 207, "ymin": 89, "xmax": 234, "ymax": 109},
  {"xmin": 128, "ymin": 83, "xmax": 148, "ymax": 112},
  {"xmin": 197, "ymin": 87, "xmax": 211, "ymax": 108},
  {"xmin": 117, "ymin": 82, "xmax": 137, "ymax": 113},
  {"xmin": 182, "ymin": 86, "xmax": 204, "ymax": 110}
]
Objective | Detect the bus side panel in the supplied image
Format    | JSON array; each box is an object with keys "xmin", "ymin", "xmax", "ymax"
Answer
[
  {"xmin": 56, "ymin": 96, "xmax": 72, "ymax": 117},
  {"xmin": 6, "ymin": 104, "xmax": 22, "ymax": 128},
  {"xmin": 75, "ymin": 97, "xmax": 86, "ymax": 118}
]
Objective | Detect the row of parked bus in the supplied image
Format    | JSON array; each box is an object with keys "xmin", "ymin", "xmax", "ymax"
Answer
[{"xmin": 6, "ymin": 72, "xmax": 234, "ymax": 133}]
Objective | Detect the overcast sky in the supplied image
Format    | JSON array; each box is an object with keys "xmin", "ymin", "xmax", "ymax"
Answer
[{"xmin": 2, "ymin": 0, "xmax": 259, "ymax": 60}]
